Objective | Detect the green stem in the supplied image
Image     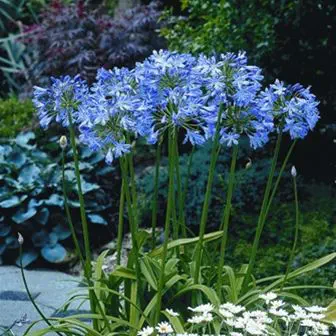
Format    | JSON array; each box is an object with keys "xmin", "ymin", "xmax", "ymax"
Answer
[
  {"xmin": 216, "ymin": 144, "xmax": 239, "ymax": 298},
  {"xmin": 242, "ymin": 132, "xmax": 282, "ymax": 291},
  {"xmin": 117, "ymin": 180, "xmax": 125, "ymax": 265},
  {"xmin": 174, "ymin": 136, "xmax": 185, "ymax": 238},
  {"xmin": 127, "ymin": 136, "xmax": 138, "ymax": 228},
  {"xmin": 281, "ymin": 172, "xmax": 299, "ymax": 291},
  {"xmin": 194, "ymin": 107, "xmax": 223, "ymax": 284},
  {"xmin": 151, "ymin": 143, "xmax": 161, "ymax": 250},
  {"xmin": 61, "ymin": 151, "xmax": 84, "ymax": 265},
  {"xmin": 155, "ymin": 131, "xmax": 175, "ymax": 324},
  {"xmin": 67, "ymin": 114, "xmax": 97, "ymax": 330},
  {"xmin": 19, "ymin": 244, "xmax": 63, "ymax": 336},
  {"xmin": 120, "ymin": 157, "xmax": 141, "ymax": 328},
  {"xmin": 264, "ymin": 141, "xmax": 297, "ymax": 219}
]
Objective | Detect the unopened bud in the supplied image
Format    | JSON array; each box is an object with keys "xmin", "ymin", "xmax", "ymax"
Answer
[
  {"xmin": 291, "ymin": 166, "xmax": 297, "ymax": 177},
  {"xmin": 59, "ymin": 136, "xmax": 67, "ymax": 149},
  {"xmin": 245, "ymin": 158, "xmax": 252, "ymax": 169},
  {"xmin": 17, "ymin": 232, "xmax": 24, "ymax": 245}
]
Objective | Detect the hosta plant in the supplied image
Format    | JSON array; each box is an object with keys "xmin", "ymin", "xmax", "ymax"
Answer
[
  {"xmin": 0, "ymin": 131, "xmax": 116, "ymax": 266},
  {"xmin": 21, "ymin": 50, "xmax": 336, "ymax": 335}
]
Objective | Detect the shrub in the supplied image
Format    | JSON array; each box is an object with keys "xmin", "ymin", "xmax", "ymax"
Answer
[
  {"xmin": 0, "ymin": 96, "xmax": 35, "ymax": 137},
  {"xmin": 20, "ymin": 0, "xmax": 164, "ymax": 93},
  {"xmin": 0, "ymin": 131, "xmax": 119, "ymax": 266}
]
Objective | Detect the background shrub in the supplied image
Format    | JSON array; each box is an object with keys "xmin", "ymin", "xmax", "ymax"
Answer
[
  {"xmin": 0, "ymin": 96, "xmax": 35, "ymax": 137},
  {"xmin": 18, "ymin": 0, "xmax": 164, "ymax": 94}
]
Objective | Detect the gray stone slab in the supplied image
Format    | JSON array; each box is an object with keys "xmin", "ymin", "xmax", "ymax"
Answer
[{"xmin": 0, "ymin": 266, "xmax": 90, "ymax": 336}]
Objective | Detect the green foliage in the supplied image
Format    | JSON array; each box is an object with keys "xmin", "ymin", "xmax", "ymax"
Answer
[
  {"xmin": 0, "ymin": 96, "xmax": 34, "ymax": 137},
  {"xmin": 161, "ymin": 0, "xmax": 277, "ymax": 63},
  {"xmin": 0, "ymin": 131, "xmax": 118, "ymax": 266}
]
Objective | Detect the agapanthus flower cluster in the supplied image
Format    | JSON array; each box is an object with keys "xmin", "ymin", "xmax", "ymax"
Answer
[
  {"xmin": 76, "ymin": 67, "xmax": 146, "ymax": 164},
  {"xmin": 258, "ymin": 80, "xmax": 320, "ymax": 139},
  {"xmin": 33, "ymin": 75, "xmax": 88, "ymax": 129},
  {"xmin": 33, "ymin": 50, "xmax": 320, "ymax": 164},
  {"xmin": 137, "ymin": 294, "xmax": 333, "ymax": 335}
]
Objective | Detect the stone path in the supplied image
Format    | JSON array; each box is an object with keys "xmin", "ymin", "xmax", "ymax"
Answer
[{"xmin": 0, "ymin": 266, "xmax": 89, "ymax": 335}]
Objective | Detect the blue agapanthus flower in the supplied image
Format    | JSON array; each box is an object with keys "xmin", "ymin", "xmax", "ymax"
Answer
[
  {"xmin": 134, "ymin": 50, "xmax": 211, "ymax": 146},
  {"xmin": 193, "ymin": 51, "xmax": 273, "ymax": 149},
  {"xmin": 33, "ymin": 50, "xmax": 320, "ymax": 160},
  {"xmin": 77, "ymin": 67, "xmax": 144, "ymax": 164},
  {"xmin": 258, "ymin": 79, "xmax": 320, "ymax": 139},
  {"xmin": 33, "ymin": 75, "xmax": 88, "ymax": 129}
]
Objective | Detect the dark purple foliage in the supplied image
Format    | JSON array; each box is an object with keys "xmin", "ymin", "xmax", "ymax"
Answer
[{"xmin": 22, "ymin": 0, "xmax": 164, "ymax": 91}]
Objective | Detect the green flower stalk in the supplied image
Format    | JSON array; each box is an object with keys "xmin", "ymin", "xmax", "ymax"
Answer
[
  {"xmin": 67, "ymin": 113, "xmax": 97, "ymax": 330},
  {"xmin": 117, "ymin": 180, "xmax": 125, "ymax": 265},
  {"xmin": 242, "ymin": 132, "xmax": 282, "ymax": 291},
  {"xmin": 281, "ymin": 166, "xmax": 300, "ymax": 291},
  {"xmin": 217, "ymin": 144, "xmax": 239, "ymax": 298},
  {"xmin": 18, "ymin": 233, "xmax": 63, "ymax": 336},
  {"xmin": 60, "ymin": 138, "xmax": 84, "ymax": 265},
  {"xmin": 155, "ymin": 131, "xmax": 176, "ymax": 324},
  {"xmin": 194, "ymin": 107, "xmax": 223, "ymax": 284},
  {"xmin": 243, "ymin": 136, "xmax": 297, "ymax": 292},
  {"xmin": 151, "ymin": 143, "xmax": 161, "ymax": 250}
]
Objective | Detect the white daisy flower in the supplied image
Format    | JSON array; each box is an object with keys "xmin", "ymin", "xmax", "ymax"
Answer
[
  {"xmin": 138, "ymin": 326, "xmax": 154, "ymax": 336},
  {"xmin": 220, "ymin": 303, "xmax": 245, "ymax": 314},
  {"xmin": 188, "ymin": 303, "xmax": 214, "ymax": 314},
  {"xmin": 259, "ymin": 292, "xmax": 277, "ymax": 304},
  {"xmin": 305, "ymin": 305, "xmax": 327, "ymax": 313},
  {"xmin": 155, "ymin": 321, "xmax": 174, "ymax": 334},
  {"xmin": 165, "ymin": 308, "xmax": 179, "ymax": 317}
]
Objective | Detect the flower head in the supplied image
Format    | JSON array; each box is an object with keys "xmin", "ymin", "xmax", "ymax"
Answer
[
  {"xmin": 33, "ymin": 75, "xmax": 88, "ymax": 129},
  {"xmin": 258, "ymin": 80, "xmax": 320, "ymax": 139},
  {"xmin": 155, "ymin": 321, "xmax": 173, "ymax": 334},
  {"xmin": 137, "ymin": 326, "xmax": 154, "ymax": 336}
]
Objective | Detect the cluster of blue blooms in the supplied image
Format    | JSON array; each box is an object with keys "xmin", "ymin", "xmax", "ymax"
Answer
[{"xmin": 33, "ymin": 50, "xmax": 320, "ymax": 164}]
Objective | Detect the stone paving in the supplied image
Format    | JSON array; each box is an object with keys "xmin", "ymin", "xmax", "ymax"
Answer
[{"xmin": 0, "ymin": 266, "xmax": 89, "ymax": 335}]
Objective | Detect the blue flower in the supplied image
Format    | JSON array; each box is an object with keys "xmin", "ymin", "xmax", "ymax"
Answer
[
  {"xmin": 33, "ymin": 75, "xmax": 88, "ymax": 129},
  {"xmin": 258, "ymin": 80, "xmax": 320, "ymax": 139}
]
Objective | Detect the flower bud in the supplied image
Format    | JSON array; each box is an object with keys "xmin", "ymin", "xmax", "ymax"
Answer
[
  {"xmin": 245, "ymin": 158, "xmax": 252, "ymax": 169},
  {"xmin": 59, "ymin": 136, "xmax": 68, "ymax": 149},
  {"xmin": 291, "ymin": 166, "xmax": 297, "ymax": 177},
  {"xmin": 17, "ymin": 232, "xmax": 24, "ymax": 245}
]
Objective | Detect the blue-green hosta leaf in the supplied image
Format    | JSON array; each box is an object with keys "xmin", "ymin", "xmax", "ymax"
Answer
[
  {"xmin": 0, "ymin": 243, "xmax": 6, "ymax": 255},
  {"xmin": 67, "ymin": 199, "xmax": 80, "ymax": 207},
  {"xmin": 0, "ymin": 195, "xmax": 20, "ymax": 208},
  {"xmin": 16, "ymin": 249, "xmax": 38, "ymax": 268},
  {"xmin": 87, "ymin": 214, "xmax": 108, "ymax": 225},
  {"xmin": 43, "ymin": 164, "xmax": 61, "ymax": 185},
  {"xmin": 7, "ymin": 150, "xmax": 27, "ymax": 169},
  {"xmin": 0, "ymin": 222, "xmax": 11, "ymax": 237},
  {"xmin": 44, "ymin": 194, "xmax": 64, "ymax": 207},
  {"xmin": 28, "ymin": 198, "xmax": 44, "ymax": 208},
  {"xmin": 15, "ymin": 132, "xmax": 35, "ymax": 148},
  {"xmin": 32, "ymin": 230, "xmax": 49, "ymax": 247},
  {"xmin": 96, "ymin": 166, "xmax": 114, "ymax": 176},
  {"xmin": 78, "ymin": 180, "xmax": 99, "ymax": 194},
  {"xmin": 64, "ymin": 169, "xmax": 75, "ymax": 182},
  {"xmin": 41, "ymin": 243, "xmax": 67, "ymax": 263},
  {"xmin": 19, "ymin": 164, "xmax": 41, "ymax": 185},
  {"xmin": 30, "ymin": 149, "xmax": 49, "ymax": 161},
  {"xmin": 5, "ymin": 236, "xmax": 19, "ymax": 249},
  {"xmin": 52, "ymin": 224, "xmax": 71, "ymax": 240},
  {"xmin": 36, "ymin": 208, "xmax": 49, "ymax": 225},
  {"xmin": 12, "ymin": 207, "xmax": 37, "ymax": 224}
]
